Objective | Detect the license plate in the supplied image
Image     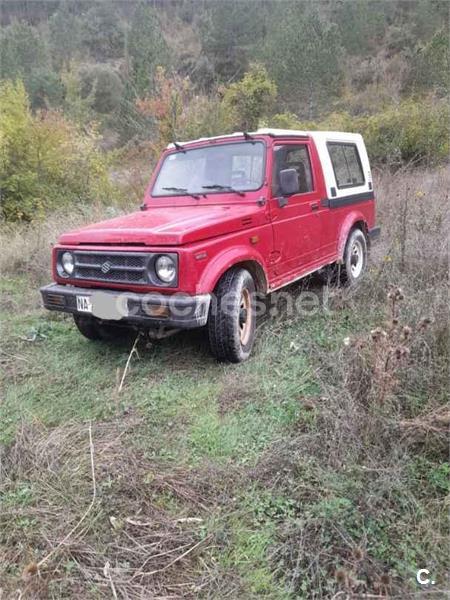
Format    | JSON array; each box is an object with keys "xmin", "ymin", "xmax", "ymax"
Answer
[
  {"xmin": 91, "ymin": 291, "xmax": 127, "ymax": 320},
  {"xmin": 76, "ymin": 295, "xmax": 92, "ymax": 313}
]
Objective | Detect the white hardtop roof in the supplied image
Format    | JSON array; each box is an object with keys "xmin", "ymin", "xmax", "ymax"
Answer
[{"xmin": 167, "ymin": 128, "xmax": 362, "ymax": 149}]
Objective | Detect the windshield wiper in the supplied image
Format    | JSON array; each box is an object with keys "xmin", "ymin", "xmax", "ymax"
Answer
[
  {"xmin": 162, "ymin": 186, "xmax": 201, "ymax": 199},
  {"xmin": 202, "ymin": 184, "xmax": 245, "ymax": 196}
]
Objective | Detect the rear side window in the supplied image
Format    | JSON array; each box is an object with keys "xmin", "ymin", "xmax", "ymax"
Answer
[{"xmin": 327, "ymin": 142, "xmax": 365, "ymax": 189}]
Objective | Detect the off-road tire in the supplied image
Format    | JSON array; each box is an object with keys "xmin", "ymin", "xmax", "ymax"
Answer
[
  {"xmin": 73, "ymin": 315, "xmax": 126, "ymax": 341},
  {"xmin": 341, "ymin": 228, "xmax": 368, "ymax": 284},
  {"xmin": 208, "ymin": 268, "xmax": 256, "ymax": 363}
]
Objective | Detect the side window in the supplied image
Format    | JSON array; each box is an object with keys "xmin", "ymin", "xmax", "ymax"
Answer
[
  {"xmin": 272, "ymin": 144, "xmax": 314, "ymax": 196},
  {"xmin": 327, "ymin": 142, "xmax": 365, "ymax": 189}
]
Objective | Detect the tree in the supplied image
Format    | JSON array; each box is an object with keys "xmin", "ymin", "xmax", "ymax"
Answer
[
  {"xmin": 114, "ymin": 81, "xmax": 154, "ymax": 143},
  {"xmin": 199, "ymin": 0, "xmax": 268, "ymax": 82},
  {"xmin": 83, "ymin": 2, "xmax": 125, "ymax": 61},
  {"xmin": 333, "ymin": 0, "xmax": 385, "ymax": 56},
  {"xmin": 128, "ymin": 3, "xmax": 170, "ymax": 97},
  {"xmin": 0, "ymin": 20, "xmax": 64, "ymax": 110},
  {"xmin": 222, "ymin": 64, "xmax": 277, "ymax": 131},
  {"xmin": 0, "ymin": 20, "xmax": 51, "ymax": 82},
  {"xmin": 265, "ymin": 4, "xmax": 344, "ymax": 117},
  {"xmin": 136, "ymin": 67, "xmax": 190, "ymax": 154},
  {"xmin": 48, "ymin": 2, "xmax": 84, "ymax": 68},
  {"xmin": 135, "ymin": 67, "xmax": 230, "ymax": 152},
  {"xmin": 411, "ymin": 0, "xmax": 449, "ymax": 42},
  {"xmin": 411, "ymin": 28, "xmax": 449, "ymax": 96}
]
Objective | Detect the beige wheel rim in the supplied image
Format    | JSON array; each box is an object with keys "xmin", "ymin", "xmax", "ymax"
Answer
[{"xmin": 239, "ymin": 288, "xmax": 252, "ymax": 345}]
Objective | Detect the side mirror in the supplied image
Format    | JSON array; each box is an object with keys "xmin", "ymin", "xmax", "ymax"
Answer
[
  {"xmin": 279, "ymin": 169, "xmax": 300, "ymax": 196},
  {"xmin": 279, "ymin": 168, "xmax": 299, "ymax": 196}
]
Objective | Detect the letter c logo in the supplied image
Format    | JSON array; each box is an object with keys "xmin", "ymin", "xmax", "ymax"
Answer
[
  {"xmin": 416, "ymin": 569, "xmax": 434, "ymax": 585},
  {"xmin": 417, "ymin": 569, "xmax": 430, "ymax": 585}
]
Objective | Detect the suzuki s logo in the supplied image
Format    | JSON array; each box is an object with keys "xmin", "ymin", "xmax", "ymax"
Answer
[{"xmin": 101, "ymin": 261, "xmax": 112, "ymax": 274}]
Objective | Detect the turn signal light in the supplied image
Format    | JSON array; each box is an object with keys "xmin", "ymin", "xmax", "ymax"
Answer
[{"xmin": 146, "ymin": 305, "xmax": 170, "ymax": 318}]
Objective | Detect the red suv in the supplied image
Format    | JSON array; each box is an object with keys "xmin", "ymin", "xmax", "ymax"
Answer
[{"xmin": 41, "ymin": 129, "xmax": 379, "ymax": 362}]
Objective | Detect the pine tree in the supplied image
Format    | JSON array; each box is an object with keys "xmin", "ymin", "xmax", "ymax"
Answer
[
  {"xmin": 128, "ymin": 3, "xmax": 170, "ymax": 97},
  {"xmin": 265, "ymin": 4, "xmax": 344, "ymax": 117}
]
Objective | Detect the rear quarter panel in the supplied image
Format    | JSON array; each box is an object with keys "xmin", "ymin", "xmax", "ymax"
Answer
[{"xmin": 312, "ymin": 132, "xmax": 375, "ymax": 258}]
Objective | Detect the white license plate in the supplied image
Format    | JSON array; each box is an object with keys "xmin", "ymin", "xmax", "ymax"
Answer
[{"xmin": 76, "ymin": 295, "xmax": 92, "ymax": 313}]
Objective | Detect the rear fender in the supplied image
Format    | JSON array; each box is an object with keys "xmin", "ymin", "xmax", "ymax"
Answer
[
  {"xmin": 196, "ymin": 246, "xmax": 269, "ymax": 294},
  {"xmin": 337, "ymin": 211, "xmax": 368, "ymax": 262}
]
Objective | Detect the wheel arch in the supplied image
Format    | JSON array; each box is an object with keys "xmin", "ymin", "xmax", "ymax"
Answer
[
  {"xmin": 231, "ymin": 260, "xmax": 268, "ymax": 293},
  {"xmin": 337, "ymin": 212, "xmax": 369, "ymax": 262},
  {"xmin": 196, "ymin": 247, "xmax": 269, "ymax": 294}
]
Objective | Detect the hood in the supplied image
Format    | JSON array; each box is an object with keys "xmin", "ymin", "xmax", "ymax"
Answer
[{"xmin": 58, "ymin": 204, "xmax": 264, "ymax": 247}]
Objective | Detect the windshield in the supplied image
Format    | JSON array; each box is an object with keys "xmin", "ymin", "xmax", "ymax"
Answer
[{"xmin": 152, "ymin": 141, "xmax": 265, "ymax": 197}]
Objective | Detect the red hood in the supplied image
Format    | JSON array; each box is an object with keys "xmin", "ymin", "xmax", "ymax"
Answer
[{"xmin": 58, "ymin": 204, "xmax": 264, "ymax": 246}]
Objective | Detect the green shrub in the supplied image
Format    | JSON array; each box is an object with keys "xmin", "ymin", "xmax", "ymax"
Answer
[
  {"xmin": 27, "ymin": 68, "xmax": 65, "ymax": 110},
  {"xmin": 361, "ymin": 99, "xmax": 449, "ymax": 165},
  {"xmin": 0, "ymin": 80, "xmax": 118, "ymax": 222},
  {"xmin": 268, "ymin": 99, "xmax": 449, "ymax": 167},
  {"xmin": 79, "ymin": 64, "xmax": 124, "ymax": 114},
  {"xmin": 222, "ymin": 63, "xmax": 277, "ymax": 132}
]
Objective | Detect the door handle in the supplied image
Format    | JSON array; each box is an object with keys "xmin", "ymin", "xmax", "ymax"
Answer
[{"xmin": 311, "ymin": 202, "xmax": 319, "ymax": 211}]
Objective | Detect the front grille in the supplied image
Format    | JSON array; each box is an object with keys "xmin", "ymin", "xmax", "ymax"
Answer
[{"xmin": 73, "ymin": 251, "xmax": 150, "ymax": 285}]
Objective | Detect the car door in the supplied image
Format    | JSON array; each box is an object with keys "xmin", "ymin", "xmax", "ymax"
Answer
[{"xmin": 269, "ymin": 141, "xmax": 323, "ymax": 280}]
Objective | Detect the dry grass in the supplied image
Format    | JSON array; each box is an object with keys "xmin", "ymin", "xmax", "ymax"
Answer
[
  {"xmin": 0, "ymin": 204, "xmax": 131, "ymax": 292},
  {"xmin": 373, "ymin": 166, "xmax": 449, "ymax": 286},
  {"xmin": 0, "ymin": 417, "xmax": 215, "ymax": 598},
  {"xmin": 245, "ymin": 168, "xmax": 449, "ymax": 597}
]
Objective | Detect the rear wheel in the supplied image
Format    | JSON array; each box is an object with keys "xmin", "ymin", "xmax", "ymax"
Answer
[
  {"xmin": 317, "ymin": 228, "xmax": 368, "ymax": 286},
  {"xmin": 208, "ymin": 268, "xmax": 256, "ymax": 363},
  {"xmin": 342, "ymin": 228, "xmax": 368, "ymax": 284},
  {"xmin": 73, "ymin": 315, "xmax": 127, "ymax": 341}
]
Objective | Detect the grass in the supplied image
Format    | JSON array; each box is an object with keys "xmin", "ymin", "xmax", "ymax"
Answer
[
  {"xmin": 1, "ymin": 276, "xmax": 322, "ymax": 598},
  {"xmin": 1, "ymin": 168, "xmax": 449, "ymax": 598}
]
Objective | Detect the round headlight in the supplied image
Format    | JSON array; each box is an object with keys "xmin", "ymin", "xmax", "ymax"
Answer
[
  {"xmin": 155, "ymin": 255, "xmax": 176, "ymax": 283},
  {"xmin": 61, "ymin": 251, "xmax": 74, "ymax": 275}
]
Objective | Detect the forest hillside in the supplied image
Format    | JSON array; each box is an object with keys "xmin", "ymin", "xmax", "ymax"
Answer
[{"xmin": 1, "ymin": 0, "xmax": 449, "ymax": 219}]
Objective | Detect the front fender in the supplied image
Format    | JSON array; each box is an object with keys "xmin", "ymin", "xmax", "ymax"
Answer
[
  {"xmin": 337, "ymin": 210, "xmax": 368, "ymax": 261},
  {"xmin": 196, "ymin": 245, "xmax": 268, "ymax": 294}
]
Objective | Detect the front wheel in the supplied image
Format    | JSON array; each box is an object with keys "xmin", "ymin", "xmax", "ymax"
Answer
[
  {"xmin": 208, "ymin": 268, "xmax": 256, "ymax": 363},
  {"xmin": 73, "ymin": 315, "xmax": 128, "ymax": 341}
]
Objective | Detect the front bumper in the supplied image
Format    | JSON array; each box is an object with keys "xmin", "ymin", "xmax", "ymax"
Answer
[{"xmin": 40, "ymin": 284, "xmax": 211, "ymax": 329}]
